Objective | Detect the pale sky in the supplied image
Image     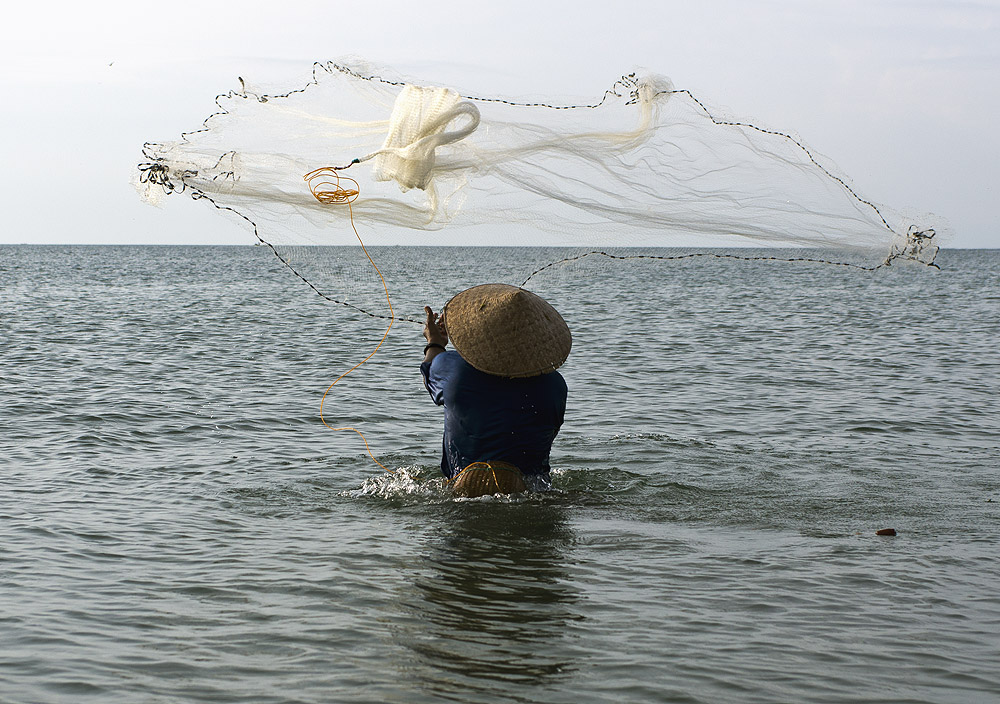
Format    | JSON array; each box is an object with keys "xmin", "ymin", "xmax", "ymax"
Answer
[{"xmin": 1, "ymin": 0, "xmax": 996, "ymax": 247}]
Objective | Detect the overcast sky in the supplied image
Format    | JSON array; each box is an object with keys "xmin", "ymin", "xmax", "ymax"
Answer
[{"xmin": 1, "ymin": 0, "xmax": 996, "ymax": 247}]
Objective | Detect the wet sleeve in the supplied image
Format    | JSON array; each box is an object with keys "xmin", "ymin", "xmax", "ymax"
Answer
[{"xmin": 420, "ymin": 354, "xmax": 449, "ymax": 405}]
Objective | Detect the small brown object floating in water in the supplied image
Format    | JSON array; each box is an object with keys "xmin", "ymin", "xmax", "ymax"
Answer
[
  {"xmin": 876, "ymin": 528, "xmax": 897, "ymax": 536},
  {"xmin": 450, "ymin": 461, "xmax": 527, "ymax": 498}
]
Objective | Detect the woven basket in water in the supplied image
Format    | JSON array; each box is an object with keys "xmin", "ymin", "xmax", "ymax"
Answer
[{"xmin": 450, "ymin": 462, "xmax": 527, "ymax": 498}]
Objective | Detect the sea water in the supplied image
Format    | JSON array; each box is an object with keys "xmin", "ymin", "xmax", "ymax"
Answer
[{"xmin": 1, "ymin": 246, "xmax": 998, "ymax": 703}]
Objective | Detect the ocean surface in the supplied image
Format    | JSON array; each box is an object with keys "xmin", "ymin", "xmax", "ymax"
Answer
[{"xmin": 2, "ymin": 245, "xmax": 998, "ymax": 704}]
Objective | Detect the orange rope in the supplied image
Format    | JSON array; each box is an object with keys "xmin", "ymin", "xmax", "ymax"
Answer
[{"xmin": 304, "ymin": 167, "xmax": 394, "ymax": 472}]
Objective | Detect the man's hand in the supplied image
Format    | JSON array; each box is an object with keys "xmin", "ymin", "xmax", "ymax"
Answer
[
  {"xmin": 424, "ymin": 306, "xmax": 448, "ymax": 346},
  {"xmin": 423, "ymin": 306, "xmax": 448, "ymax": 363}
]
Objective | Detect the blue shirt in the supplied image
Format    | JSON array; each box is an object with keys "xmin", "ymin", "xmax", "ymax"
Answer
[{"xmin": 420, "ymin": 351, "xmax": 567, "ymax": 479}]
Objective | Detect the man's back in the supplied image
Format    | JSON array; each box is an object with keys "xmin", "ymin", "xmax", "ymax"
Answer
[{"xmin": 421, "ymin": 350, "xmax": 567, "ymax": 478}]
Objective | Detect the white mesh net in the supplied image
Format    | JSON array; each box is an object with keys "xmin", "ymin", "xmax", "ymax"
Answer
[{"xmin": 137, "ymin": 59, "xmax": 942, "ymax": 322}]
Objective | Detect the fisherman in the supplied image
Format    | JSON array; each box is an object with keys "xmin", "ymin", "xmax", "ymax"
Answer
[{"xmin": 421, "ymin": 284, "xmax": 570, "ymax": 497}]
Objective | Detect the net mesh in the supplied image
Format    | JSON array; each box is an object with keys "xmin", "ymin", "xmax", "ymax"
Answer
[{"xmin": 136, "ymin": 58, "xmax": 943, "ymax": 324}]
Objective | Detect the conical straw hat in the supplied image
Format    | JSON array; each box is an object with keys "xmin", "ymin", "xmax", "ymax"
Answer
[{"xmin": 444, "ymin": 284, "xmax": 571, "ymax": 378}]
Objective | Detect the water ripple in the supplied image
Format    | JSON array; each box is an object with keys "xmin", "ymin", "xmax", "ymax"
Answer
[{"xmin": 2, "ymin": 246, "xmax": 999, "ymax": 703}]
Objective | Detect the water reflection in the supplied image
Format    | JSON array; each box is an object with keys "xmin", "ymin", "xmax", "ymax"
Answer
[{"xmin": 393, "ymin": 500, "xmax": 581, "ymax": 699}]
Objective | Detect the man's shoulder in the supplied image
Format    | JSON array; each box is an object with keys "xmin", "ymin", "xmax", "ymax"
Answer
[
  {"xmin": 435, "ymin": 351, "xmax": 566, "ymax": 393},
  {"xmin": 539, "ymin": 369, "xmax": 568, "ymax": 396},
  {"xmin": 430, "ymin": 349, "xmax": 466, "ymax": 371},
  {"xmin": 428, "ymin": 350, "xmax": 474, "ymax": 382}
]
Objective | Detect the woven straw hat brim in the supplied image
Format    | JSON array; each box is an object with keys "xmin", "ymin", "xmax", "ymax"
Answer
[{"xmin": 444, "ymin": 284, "xmax": 571, "ymax": 378}]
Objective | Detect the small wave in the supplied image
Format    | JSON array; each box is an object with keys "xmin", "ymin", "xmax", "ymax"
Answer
[
  {"xmin": 551, "ymin": 466, "xmax": 646, "ymax": 495},
  {"xmin": 607, "ymin": 432, "xmax": 716, "ymax": 448},
  {"xmin": 343, "ymin": 465, "xmax": 446, "ymax": 500},
  {"xmin": 347, "ymin": 467, "xmax": 568, "ymax": 504}
]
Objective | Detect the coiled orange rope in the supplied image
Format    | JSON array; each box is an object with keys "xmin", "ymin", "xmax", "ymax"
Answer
[{"xmin": 304, "ymin": 167, "xmax": 394, "ymax": 472}]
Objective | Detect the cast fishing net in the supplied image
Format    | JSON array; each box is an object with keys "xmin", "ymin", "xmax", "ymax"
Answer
[
  {"xmin": 137, "ymin": 60, "xmax": 941, "ymax": 316},
  {"xmin": 135, "ymin": 59, "xmax": 942, "ymax": 467}
]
